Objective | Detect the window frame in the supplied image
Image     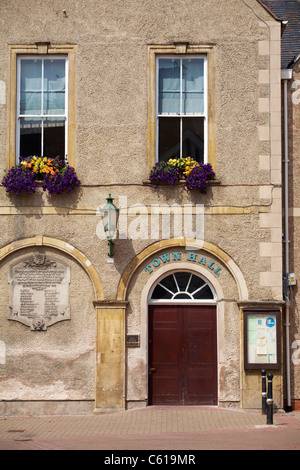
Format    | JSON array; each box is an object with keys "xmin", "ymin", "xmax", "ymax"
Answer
[
  {"xmin": 156, "ymin": 55, "xmax": 207, "ymax": 163},
  {"xmin": 16, "ymin": 55, "xmax": 68, "ymax": 162},
  {"xmin": 148, "ymin": 270, "xmax": 216, "ymax": 304},
  {"xmin": 147, "ymin": 44, "xmax": 216, "ymax": 175},
  {"xmin": 7, "ymin": 44, "xmax": 76, "ymax": 169}
]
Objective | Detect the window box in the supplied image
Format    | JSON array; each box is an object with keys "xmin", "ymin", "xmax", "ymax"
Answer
[
  {"xmin": 147, "ymin": 157, "xmax": 215, "ymax": 193},
  {"xmin": 1, "ymin": 156, "xmax": 80, "ymax": 195},
  {"xmin": 143, "ymin": 178, "xmax": 220, "ymax": 187}
]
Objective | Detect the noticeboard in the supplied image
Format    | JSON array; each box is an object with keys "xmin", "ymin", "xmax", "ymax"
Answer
[{"xmin": 243, "ymin": 309, "xmax": 281, "ymax": 370}]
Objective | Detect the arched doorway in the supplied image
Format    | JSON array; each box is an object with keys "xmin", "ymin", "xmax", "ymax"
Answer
[{"xmin": 148, "ymin": 271, "xmax": 217, "ymax": 406}]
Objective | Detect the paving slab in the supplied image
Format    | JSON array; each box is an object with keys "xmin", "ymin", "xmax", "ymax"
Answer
[{"xmin": 0, "ymin": 406, "xmax": 299, "ymax": 451}]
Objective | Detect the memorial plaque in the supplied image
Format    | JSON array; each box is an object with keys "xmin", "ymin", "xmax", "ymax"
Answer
[{"xmin": 8, "ymin": 253, "xmax": 70, "ymax": 331}]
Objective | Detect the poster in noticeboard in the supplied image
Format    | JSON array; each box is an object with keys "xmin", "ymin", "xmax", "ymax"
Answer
[{"xmin": 244, "ymin": 310, "xmax": 281, "ymax": 370}]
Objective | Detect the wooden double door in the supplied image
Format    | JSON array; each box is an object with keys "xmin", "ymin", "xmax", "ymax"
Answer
[{"xmin": 148, "ymin": 305, "xmax": 217, "ymax": 406}]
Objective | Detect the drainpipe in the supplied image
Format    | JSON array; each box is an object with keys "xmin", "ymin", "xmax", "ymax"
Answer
[{"xmin": 281, "ymin": 68, "xmax": 293, "ymax": 412}]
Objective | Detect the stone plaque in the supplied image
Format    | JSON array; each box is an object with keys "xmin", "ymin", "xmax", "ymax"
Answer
[
  {"xmin": 8, "ymin": 253, "xmax": 70, "ymax": 331},
  {"xmin": 126, "ymin": 335, "xmax": 140, "ymax": 348}
]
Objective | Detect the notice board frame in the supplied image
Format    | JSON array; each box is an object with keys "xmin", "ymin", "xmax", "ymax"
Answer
[{"xmin": 243, "ymin": 307, "xmax": 281, "ymax": 370}]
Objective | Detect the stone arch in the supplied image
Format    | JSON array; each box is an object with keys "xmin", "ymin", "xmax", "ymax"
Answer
[
  {"xmin": 0, "ymin": 235, "xmax": 104, "ymax": 300},
  {"xmin": 117, "ymin": 238, "xmax": 248, "ymax": 301}
]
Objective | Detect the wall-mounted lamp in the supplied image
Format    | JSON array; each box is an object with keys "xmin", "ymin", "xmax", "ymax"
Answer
[{"xmin": 100, "ymin": 193, "xmax": 119, "ymax": 257}]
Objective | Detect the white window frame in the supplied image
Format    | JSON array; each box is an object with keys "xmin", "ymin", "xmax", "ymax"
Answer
[
  {"xmin": 148, "ymin": 269, "xmax": 216, "ymax": 305},
  {"xmin": 155, "ymin": 55, "xmax": 208, "ymax": 163},
  {"xmin": 16, "ymin": 55, "xmax": 68, "ymax": 162}
]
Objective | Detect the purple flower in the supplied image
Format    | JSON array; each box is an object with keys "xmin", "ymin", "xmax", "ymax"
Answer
[
  {"xmin": 1, "ymin": 166, "xmax": 37, "ymax": 194},
  {"xmin": 149, "ymin": 162, "xmax": 180, "ymax": 188},
  {"xmin": 184, "ymin": 163, "xmax": 215, "ymax": 193},
  {"xmin": 42, "ymin": 166, "xmax": 81, "ymax": 194}
]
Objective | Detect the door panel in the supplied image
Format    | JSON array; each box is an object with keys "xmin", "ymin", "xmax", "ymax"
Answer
[
  {"xmin": 149, "ymin": 306, "xmax": 182, "ymax": 405},
  {"xmin": 149, "ymin": 305, "xmax": 217, "ymax": 405}
]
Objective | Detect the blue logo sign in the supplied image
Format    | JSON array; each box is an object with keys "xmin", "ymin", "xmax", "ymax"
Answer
[{"xmin": 266, "ymin": 318, "xmax": 275, "ymax": 327}]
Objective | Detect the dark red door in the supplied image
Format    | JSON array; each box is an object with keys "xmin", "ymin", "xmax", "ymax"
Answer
[{"xmin": 148, "ymin": 305, "xmax": 217, "ymax": 406}]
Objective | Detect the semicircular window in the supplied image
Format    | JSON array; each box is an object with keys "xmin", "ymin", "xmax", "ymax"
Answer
[{"xmin": 150, "ymin": 272, "xmax": 215, "ymax": 301}]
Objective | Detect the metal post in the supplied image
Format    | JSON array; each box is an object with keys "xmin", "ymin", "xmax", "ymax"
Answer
[
  {"xmin": 267, "ymin": 373, "xmax": 273, "ymax": 425},
  {"xmin": 261, "ymin": 369, "xmax": 267, "ymax": 415}
]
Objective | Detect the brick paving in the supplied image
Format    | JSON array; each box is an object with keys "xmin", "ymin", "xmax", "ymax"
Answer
[{"xmin": 0, "ymin": 406, "xmax": 299, "ymax": 450}]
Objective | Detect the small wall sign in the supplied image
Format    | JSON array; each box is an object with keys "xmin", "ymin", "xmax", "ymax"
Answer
[
  {"xmin": 126, "ymin": 335, "xmax": 140, "ymax": 348},
  {"xmin": 144, "ymin": 252, "xmax": 222, "ymax": 277}
]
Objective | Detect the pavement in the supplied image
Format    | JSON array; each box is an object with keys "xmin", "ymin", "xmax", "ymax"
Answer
[{"xmin": 0, "ymin": 406, "xmax": 299, "ymax": 451}]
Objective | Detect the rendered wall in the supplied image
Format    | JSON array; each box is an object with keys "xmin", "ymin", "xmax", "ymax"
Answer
[
  {"xmin": 287, "ymin": 59, "xmax": 300, "ymax": 408},
  {"xmin": 0, "ymin": 0, "xmax": 284, "ymax": 413}
]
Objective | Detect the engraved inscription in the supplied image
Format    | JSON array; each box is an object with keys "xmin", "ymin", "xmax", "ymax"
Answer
[
  {"xmin": 8, "ymin": 253, "xmax": 70, "ymax": 331},
  {"xmin": 126, "ymin": 335, "xmax": 140, "ymax": 348}
]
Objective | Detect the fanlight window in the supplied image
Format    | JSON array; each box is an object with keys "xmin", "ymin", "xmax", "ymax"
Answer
[{"xmin": 150, "ymin": 271, "xmax": 215, "ymax": 301}]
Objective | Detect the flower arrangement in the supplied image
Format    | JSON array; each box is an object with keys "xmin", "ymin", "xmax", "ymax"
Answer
[
  {"xmin": 184, "ymin": 163, "xmax": 215, "ymax": 192},
  {"xmin": 149, "ymin": 157, "xmax": 215, "ymax": 193},
  {"xmin": 1, "ymin": 156, "xmax": 80, "ymax": 195},
  {"xmin": 21, "ymin": 156, "xmax": 60, "ymax": 178},
  {"xmin": 1, "ymin": 164, "xmax": 38, "ymax": 194},
  {"xmin": 149, "ymin": 161, "xmax": 180, "ymax": 187},
  {"xmin": 42, "ymin": 165, "xmax": 80, "ymax": 194}
]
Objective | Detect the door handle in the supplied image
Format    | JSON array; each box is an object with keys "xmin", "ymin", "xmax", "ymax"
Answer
[{"xmin": 149, "ymin": 367, "xmax": 156, "ymax": 375}]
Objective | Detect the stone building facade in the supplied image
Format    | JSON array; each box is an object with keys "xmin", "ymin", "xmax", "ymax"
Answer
[
  {"xmin": 0, "ymin": 0, "xmax": 296, "ymax": 415},
  {"xmin": 263, "ymin": 0, "xmax": 300, "ymax": 411},
  {"xmin": 285, "ymin": 56, "xmax": 300, "ymax": 410}
]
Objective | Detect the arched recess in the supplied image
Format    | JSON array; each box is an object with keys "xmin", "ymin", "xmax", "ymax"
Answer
[
  {"xmin": 138, "ymin": 260, "xmax": 226, "ymax": 366},
  {"xmin": 117, "ymin": 238, "xmax": 248, "ymax": 302},
  {"xmin": 0, "ymin": 235, "xmax": 104, "ymax": 301}
]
